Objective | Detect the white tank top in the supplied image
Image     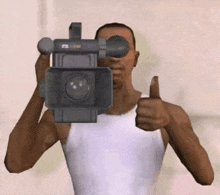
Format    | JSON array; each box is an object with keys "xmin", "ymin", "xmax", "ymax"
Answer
[{"xmin": 62, "ymin": 95, "xmax": 165, "ymax": 195}]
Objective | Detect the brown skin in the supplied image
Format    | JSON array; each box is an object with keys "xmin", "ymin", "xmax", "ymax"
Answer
[
  {"xmin": 136, "ymin": 76, "xmax": 214, "ymax": 185},
  {"xmin": 4, "ymin": 55, "xmax": 69, "ymax": 173},
  {"xmin": 5, "ymin": 27, "xmax": 214, "ymax": 185}
]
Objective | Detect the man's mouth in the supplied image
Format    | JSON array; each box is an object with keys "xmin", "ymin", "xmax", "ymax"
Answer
[
  {"xmin": 112, "ymin": 69, "xmax": 123, "ymax": 77},
  {"xmin": 109, "ymin": 65, "xmax": 124, "ymax": 76}
]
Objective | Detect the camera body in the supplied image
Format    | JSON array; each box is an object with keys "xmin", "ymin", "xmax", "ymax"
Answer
[{"xmin": 38, "ymin": 23, "xmax": 128, "ymax": 123}]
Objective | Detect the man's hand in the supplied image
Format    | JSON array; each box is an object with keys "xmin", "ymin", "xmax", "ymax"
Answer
[
  {"xmin": 135, "ymin": 76, "xmax": 170, "ymax": 131},
  {"xmin": 35, "ymin": 54, "xmax": 50, "ymax": 84}
]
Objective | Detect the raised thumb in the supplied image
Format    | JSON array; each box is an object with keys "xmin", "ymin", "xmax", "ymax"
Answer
[{"xmin": 149, "ymin": 76, "xmax": 160, "ymax": 98}]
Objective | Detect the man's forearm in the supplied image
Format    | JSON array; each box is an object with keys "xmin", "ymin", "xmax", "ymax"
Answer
[
  {"xmin": 5, "ymin": 86, "xmax": 44, "ymax": 172},
  {"xmin": 164, "ymin": 110, "xmax": 214, "ymax": 185}
]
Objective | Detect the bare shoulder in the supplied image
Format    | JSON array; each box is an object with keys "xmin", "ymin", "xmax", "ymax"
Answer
[
  {"xmin": 41, "ymin": 109, "xmax": 55, "ymax": 122},
  {"xmin": 54, "ymin": 121, "xmax": 71, "ymax": 145},
  {"xmin": 33, "ymin": 110, "xmax": 58, "ymax": 151},
  {"xmin": 41, "ymin": 109, "xmax": 71, "ymax": 145}
]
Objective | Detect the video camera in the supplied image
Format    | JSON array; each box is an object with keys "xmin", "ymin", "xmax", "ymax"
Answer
[{"xmin": 37, "ymin": 23, "xmax": 128, "ymax": 123}]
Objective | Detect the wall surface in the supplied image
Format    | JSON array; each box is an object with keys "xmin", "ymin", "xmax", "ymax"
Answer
[{"xmin": 1, "ymin": 0, "xmax": 220, "ymax": 194}]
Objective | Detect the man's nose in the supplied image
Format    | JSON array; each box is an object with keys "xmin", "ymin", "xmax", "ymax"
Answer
[
  {"xmin": 98, "ymin": 56, "xmax": 121, "ymax": 67},
  {"xmin": 106, "ymin": 56, "xmax": 121, "ymax": 63}
]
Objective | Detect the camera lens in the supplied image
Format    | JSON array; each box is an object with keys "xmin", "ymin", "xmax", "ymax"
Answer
[{"xmin": 66, "ymin": 75, "xmax": 91, "ymax": 100}]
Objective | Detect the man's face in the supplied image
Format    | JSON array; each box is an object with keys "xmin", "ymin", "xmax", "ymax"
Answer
[{"xmin": 96, "ymin": 27, "xmax": 139, "ymax": 89}]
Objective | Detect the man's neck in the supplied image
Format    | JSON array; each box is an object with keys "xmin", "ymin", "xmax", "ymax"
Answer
[{"xmin": 106, "ymin": 83, "xmax": 141, "ymax": 115}]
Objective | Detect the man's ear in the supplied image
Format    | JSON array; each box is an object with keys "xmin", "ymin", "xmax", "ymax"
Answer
[{"xmin": 134, "ymin": 51, "xmax": 140, "ymax": 67}]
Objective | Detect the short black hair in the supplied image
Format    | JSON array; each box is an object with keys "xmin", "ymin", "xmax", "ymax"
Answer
[{"xmin": 95, "ymin": 23, "xmax": 136, "ymax": 50}]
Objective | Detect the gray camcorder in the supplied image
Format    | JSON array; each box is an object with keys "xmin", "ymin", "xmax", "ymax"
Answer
[{"xmin": 38, "ymin": 23, "xmax": 128, "ymax": 123}]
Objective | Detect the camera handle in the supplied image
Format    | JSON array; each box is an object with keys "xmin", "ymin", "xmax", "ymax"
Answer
[{"xmin": 37, "ymin": 36, "xmax": 128, "ymax": 58}]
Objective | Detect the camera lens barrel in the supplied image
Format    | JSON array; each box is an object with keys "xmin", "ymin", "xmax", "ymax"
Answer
[{"xmin": 106, "ymin": 36, "xmax": 129, "ymax": 58}]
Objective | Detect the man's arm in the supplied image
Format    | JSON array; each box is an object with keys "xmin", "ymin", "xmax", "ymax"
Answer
[
  {"xmin": 164, "ymin": 103, "xmax": 214, "ymax": 185},
  {"xmin": 136, "ymin": 76, "xmax": 214, "ymax": 185},
  {"xmin": 4, "ymin": 55, "xmax": 59, "ymax": 173}
]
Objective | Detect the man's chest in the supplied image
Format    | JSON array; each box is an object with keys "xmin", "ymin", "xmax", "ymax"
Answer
[{"xmin": 62, "ymin": 113, "xmax": 165, "ymax": 156}]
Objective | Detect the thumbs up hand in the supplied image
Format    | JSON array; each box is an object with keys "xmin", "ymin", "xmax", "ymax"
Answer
[{"xmin": 135, "ymin": 76, "xmax": 170, "ymax": 131}]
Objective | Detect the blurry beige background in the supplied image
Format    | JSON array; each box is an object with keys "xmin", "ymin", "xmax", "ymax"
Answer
[{"xmin": 1, "ymin": 0, "xmax": 220, "ymax": 194}]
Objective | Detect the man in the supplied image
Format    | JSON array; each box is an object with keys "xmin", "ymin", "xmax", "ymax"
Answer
[{"xmin": 5, "ymin": 23, "xmax": 214, "ymax": 194}]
